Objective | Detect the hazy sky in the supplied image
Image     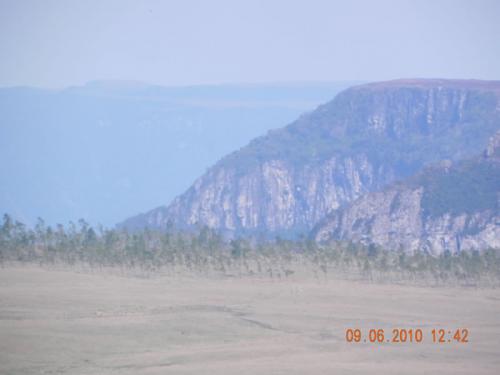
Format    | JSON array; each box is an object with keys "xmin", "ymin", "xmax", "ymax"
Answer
[{"xmin": 1, "ymin": 0, "xmax": 499, "ymax": 88}]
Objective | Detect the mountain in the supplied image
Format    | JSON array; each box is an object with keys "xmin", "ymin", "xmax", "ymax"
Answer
[
  {"xmin": 120, "ymin": 79, "xmax": 500, "ymax": 238},
  {"xmin": 0, "ymin": 81, "xmax": 353, "ymax": 226},
  {"xmin": 312, "ymin": 132, "xmax": 500, "ymax": 254}
]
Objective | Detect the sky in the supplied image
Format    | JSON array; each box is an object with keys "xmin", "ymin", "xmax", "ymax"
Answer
[{"xmin": 0, "ymin": 0, "xmax": 499, "ymax": 88}]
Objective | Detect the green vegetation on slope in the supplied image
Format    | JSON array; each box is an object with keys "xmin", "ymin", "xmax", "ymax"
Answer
[
  {"xmin": 217, "ymin": 88, "xmax": 500, "ymax": 179},
  {"xmin": 418, "ymin": 159, "xmax": 500, "ymax": 218}
]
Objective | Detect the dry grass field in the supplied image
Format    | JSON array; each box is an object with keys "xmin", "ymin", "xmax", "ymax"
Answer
[{"xmin": 1, "ymin": 266, "xmax": 499, "ymax": 374}]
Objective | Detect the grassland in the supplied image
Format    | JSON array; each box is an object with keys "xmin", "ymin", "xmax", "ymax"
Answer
[{"xmin": 1, "ymin": 266, "xmax": 499, "ymax": 374}]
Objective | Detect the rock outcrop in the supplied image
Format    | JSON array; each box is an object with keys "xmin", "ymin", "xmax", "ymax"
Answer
[{"xmin": 312, "ymin": 132, "xmax": 500, "ymax": 254}]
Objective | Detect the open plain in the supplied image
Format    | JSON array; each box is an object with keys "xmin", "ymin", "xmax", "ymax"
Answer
[{"xmin": 1, "ymin": 266, "xmax": 499, "ymax": 374}]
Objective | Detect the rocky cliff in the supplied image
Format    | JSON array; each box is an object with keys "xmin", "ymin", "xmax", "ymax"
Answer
[
  {"xmin": 120, "ymin": 79, "xmax": 500, "ymax": 238},
  {"xmin": 312, "ymin": 132, "xmax": 500, "ymax": 254}
]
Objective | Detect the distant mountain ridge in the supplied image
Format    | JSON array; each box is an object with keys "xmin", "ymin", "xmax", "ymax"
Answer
[{"xmin": 120, "ymin": 79, "xmax": 500, "ymax": 239}]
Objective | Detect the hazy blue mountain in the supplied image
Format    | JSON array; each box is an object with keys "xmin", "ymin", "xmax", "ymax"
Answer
[
  {"xmin": 0, "ymin": 81, "xmax": 355, "ymax": 226},
  {"xmin": 120, "ymin": 79, "xmax": 500, "ymax": 238}
]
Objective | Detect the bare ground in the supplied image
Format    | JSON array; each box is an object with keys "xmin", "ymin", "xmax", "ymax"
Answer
[{"xmin": 0, "ymin": 266, "xmax": 499, "ymax": 374}]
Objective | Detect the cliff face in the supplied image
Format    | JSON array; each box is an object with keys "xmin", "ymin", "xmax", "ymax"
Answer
[
  {"xmin": 120, "ymin": 79, "xmax": 500, "ymax": 237},
  {"xmin": 127, "ymin": 154, "xmax": 389, "ymax": 236},
  {"xmin": 312, "ymin": 132, "xmax": 500, "ymax": 254}
]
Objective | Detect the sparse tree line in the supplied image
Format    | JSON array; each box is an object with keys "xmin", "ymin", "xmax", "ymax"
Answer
[{"xmin": 1, "ymin": 214, "xmax": 499, "ymax": 285}]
